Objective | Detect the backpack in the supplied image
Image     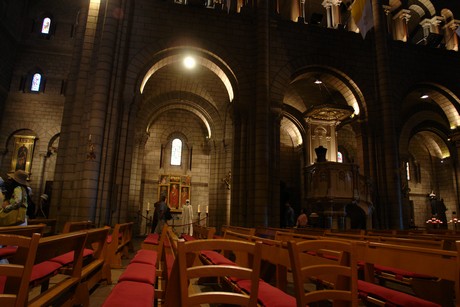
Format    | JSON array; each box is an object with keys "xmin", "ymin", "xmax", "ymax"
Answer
[{"xmin": 165, "ymin": 206, "xmax": 173, "ymax": 220}]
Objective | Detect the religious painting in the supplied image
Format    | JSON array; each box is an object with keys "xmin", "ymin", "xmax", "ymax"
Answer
[
  {"xmin": 158, "ymin": 174, "xmax": 191, "ymax": 211},
  {"xmin": 159, "ymin": 185, "xmax": 169, "ymax": 200},
  {"xmin": 159, "ymin": 175, "xmax": 169, "ymax": 185},
  {"xmin": 10, "ymin": 135, "xmax": 36, "ymax": 175},
  {"xmin": 169, "ymin": 183, "xmax": 180, "ymax": 209},
  {"xmin": 181, "ymin": 175, "xmax": 191, "ymax": 186}
]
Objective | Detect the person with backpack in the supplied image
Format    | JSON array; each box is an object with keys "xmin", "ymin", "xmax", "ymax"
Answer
[{"xmin": 153, "ymin": 195, "xmax": 168, "ymax": 234}]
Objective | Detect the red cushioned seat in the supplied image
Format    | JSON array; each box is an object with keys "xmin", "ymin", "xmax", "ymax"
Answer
[
  {"xmin": 102, "ymin": 281, "xmax": 154, "ymax": 307},
  {"xmin": 358, "ymin": 280, "xmax": 441, "ymax": 307},
  {"xmin": 118, "ymin": 263, "xmax": 156, "ymax": 285},
  {"xmin": 131, "ymin": 249, "xmax": 157, "ymax": 266},
  {"xmin": 49, "ymin": 248, "xmax": 94, "ymax": 265},
  {"xmin": 236, "ymin": 279, "xmax": 296, "ymax": 307},
  {"xmin": 373, "ymin": 264, "xmax": 436, "ymax": 280},
  {"xmin": 0, "ymin": 246, "xmax": 17, "ymax": 258},
  {"xmin": 30, "ymin": 261, "xmax": 62, "ymax": 283},
  {"xmin": 181, "ymin": 234, "xmax": 195, "ymax": 241},
  {"xmin": 143, "ymin": 233, "xmax": 159, "ymax": 245},
  {"xmin": 200, "ymin": 250, "xmax": 236, "ymax": 265}
]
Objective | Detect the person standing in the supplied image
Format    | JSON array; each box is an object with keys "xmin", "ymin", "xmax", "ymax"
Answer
[
  {"xmin": 284, "ymin": 202, "xmax": 295, "ymax": 228},
  {"xmin": 296, "ymin": 208, "xmax": 308, "ymax": 228},
  {"xmin": 154, "ymin": 195, "xmax": 168, "ymax": 234},
  {"xmin": 0, "ymin": 170, "xmax": 30, "ymax": 226},
  {"xmin": 182, "ymin": 199, "xmax": 194, "ymax": 236}
]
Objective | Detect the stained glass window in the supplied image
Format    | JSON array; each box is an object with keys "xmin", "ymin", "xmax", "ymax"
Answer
[
  {"xmin": 41, "ymin": 17, "xmax": 51, "ymax": 34},
  {"xmin": 171, "ymin": 138, "xmax": 182, "ymax": 166},
  {"xmin": 337, "ymin": 151, "xmax": 343, "ymax": 163},
  {"xmin": 406, "ymin": 162, "xmax": 410, "ymax": 181},
  {"xmin": 31, "ymin": 73, "xmax": 42, "ymax": 92}
]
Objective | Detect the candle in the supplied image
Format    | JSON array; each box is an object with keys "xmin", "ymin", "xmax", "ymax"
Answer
[
  {"xmin": 197, "ymin": 205, "xmax": 201, "ymax": 213},
  {"xmin": 206, "ymin": 206, "xmax": 208, "ymax": 214},
  {"xmin": 147, "ymin": 202, "xmax": 150, "ymax": 211},
  {"xmin": 89, "ymin": 134, "xmax": 92, "ymax": 141}
]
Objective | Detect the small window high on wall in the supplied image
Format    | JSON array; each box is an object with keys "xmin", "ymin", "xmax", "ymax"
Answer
[
  {"xmin": 171, "ymin": 138, "xmax": 182, "ymax": 166},
  {"xmin": 31, "ymin": 73, "xmax": 42, "ymax": 92},
  {"xmin": 41, "ymin": 17, "xmax": 51, "ymax": 34},
  {"xmin": 337, "ymin": 152, "xmax": 343, "ymax": 163}
]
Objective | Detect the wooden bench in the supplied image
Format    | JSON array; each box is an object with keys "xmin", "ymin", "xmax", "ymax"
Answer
[
  {"xmin": 275, "ymin": 230, "xmax": 451, "ymax": 306},
  {"xmin": 183, "ymin": 224, "xmax": 215, "ymax": 240},
  {"xmin": 27, "ymin": 219, "xmax": 57, "ymax": 236},
  {"xmin": 106, "ymin": 222, "xmax": 133, "ymax": 269},
  {"xmin": 165, "ymin": 238, "xmax": 264, "ymax": 307},
  {"xmin": 220, "ymin": 225, "xmax": 255, "ymax": 237},
  {"xmin": 0, "ymin": 225, "xmax": 45, "ymax": 260},
  {"xmin": 0, "ymin": 233, "xmax": 41, "ymax": 306},
  {"xmin": 102, "ymin": 224, "xmax": 175, "ymax": 307},
  {"xmin": 28, "ymin": 231, "xmax": 88, "ymax": 306},
  {"xmin": 62, "ymin": 220, "xmax": 94, "ymax": 233},
  {"xmin": 224, "ymin": 230, "xmax": 297, "ymax": 305}
]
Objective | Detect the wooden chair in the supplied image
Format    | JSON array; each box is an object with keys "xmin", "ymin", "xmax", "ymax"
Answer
[
  {"xmin": 287, "ymin": 239, "xmax": 358, "ymax": 307},
  {"xmin": 0, "ymin": 233, "xmax": 41, "ymax": 307},
  {"xmin": 169, "ymin": 239, "xmax": 263, "ymax": 307}
]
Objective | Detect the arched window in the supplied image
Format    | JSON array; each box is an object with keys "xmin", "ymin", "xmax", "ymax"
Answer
[
  {"xmin": 31, "ymin": 73, "xmax": 42, "ymax": 92},
  {"xmin": 337, "ymin": 151, "xmax": 343, "ymax": 163},
  {"xmin": 170, "ymin": 138, "xmax": 182, "ymax": 166},
  {"xmin": 406, "ymin": 161, "xmax": 410, "ymax": 181},
  {"xmin": 41, "ymin": 17, "xmax": 51, "ymax": 34}
]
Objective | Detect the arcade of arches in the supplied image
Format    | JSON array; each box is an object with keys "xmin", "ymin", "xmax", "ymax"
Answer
[{"xmin": 0, "ymin": 0, "xmax": 459, "ymax": 233}]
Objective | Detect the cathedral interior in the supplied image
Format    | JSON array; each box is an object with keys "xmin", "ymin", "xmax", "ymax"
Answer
[{"xmin": 0, "ymin": 0, "xmax": 459, "ymax": 233}]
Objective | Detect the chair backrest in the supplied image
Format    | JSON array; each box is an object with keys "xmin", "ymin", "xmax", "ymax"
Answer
[
  {"xmin": 287, "ymin": 239, "xmax": 358, "ymax": 307},
  {"xmin": 0, "ymin": 233, "xmax": 41, "ymax": 307},
  {"xmin": 62, "ymin": 220, "xmax": 94, "ymax": 233},
  {"xmin": 177, "ymin": 238, "xmax": 263, "ymax": 306}
]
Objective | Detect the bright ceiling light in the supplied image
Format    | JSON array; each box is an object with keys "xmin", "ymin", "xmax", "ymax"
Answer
[
  {"xmin": 314, "ymin": 79, "xmax": 322, "ymax": 84},
  {"xmin": 420, "ymin": 93, "xmax": 429, "ymax": 99},
  {"xmin": 183, "ymin": 56, "xmax": 196, "ymax": 69}
]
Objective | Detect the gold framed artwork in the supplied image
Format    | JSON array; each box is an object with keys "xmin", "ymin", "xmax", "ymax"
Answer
[
  {"xmin": 10, "ymin": 135, "xmax": 36, "ymax": 175},
  {"xmin": 158, "ymin": 175, "xmax": 191, "ymax": 211}
]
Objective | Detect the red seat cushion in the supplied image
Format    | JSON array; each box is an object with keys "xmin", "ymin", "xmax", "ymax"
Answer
[
  {"xmin": 102, "ymin": 281, "xmax": 154, "ymax": 307},
  {"xmin": 106, "ymin": 235, "xmax": 113, "ymax": 244},
  {"xmin": 200, "ymin": 250, "xmax": 236, "ymax": 265},
  {"xmin": 131, "ymin": 249, "xmax": 157, "ymax": 266},
  {"xmin": 118, "ymin": 263, "xmax": 156, "ymax": 285},
  {"xmin": 30, "ymin": 261, "xmax": 62, "ymax": 283},
  {"xmin": 0, "ymin": 246, "xmax": 17, "ymax": 258},
  {"xmin": 236, "ymin": 279, "xmax": 296, "ymax": 307},
  {"xmin": 49, "ymin": 248, "xmax": 94, "ymax": 265},
  {"xmin": 358, "ymin": 280, "xmax": 441, "ymax": 307},
  {"xmin": 143, "ymin": 233, "xmax": 159, "ymax": 245}
]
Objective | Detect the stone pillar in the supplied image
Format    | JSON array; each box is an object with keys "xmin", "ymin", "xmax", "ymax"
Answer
[
  {"xmin": 322, "ymin": 0, "xmax": 342, "ymax": 29},
  {"xmin": 372, "ymin": 0, "xmax": 403, "ymax": 229},
  {"xmin": 392, "ymin": 9, "xmax": 411, "ymax": 42}
]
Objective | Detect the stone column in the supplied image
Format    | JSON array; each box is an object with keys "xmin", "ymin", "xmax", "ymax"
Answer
[{"xmin": 372, "ymin": 0, "xmax": 403, "ymax": 229}]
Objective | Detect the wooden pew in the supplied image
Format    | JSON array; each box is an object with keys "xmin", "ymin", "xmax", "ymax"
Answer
[
  {"xmin": 27, "ymin": 218, "xmax": 57, "ymax": 236},
  {"xmin": 188, "ymin": 224, "xmax": 215, "ymax": 240},
  {"xmin": 73, "ymin": 227, "xmax": 111, "ymax": 306},
  {"xmin": 62, "ymin": 220, "xmax": 94, "ymax": 233},
  {"xmin": 0, "ymin": 224, "xmax": 45, "ymax": 236},
  {"xmin": 28, "ymin": 231, "xmax": 88, "ymax": 306},
  {"xmin": 287, "ymin": 239, "xmax": 359, "ymax": 306},
  {"xmin": 275, "ymin": 230, "xmax": 452, "ymax": 306},
  {"xmin": 165, "ymin": 238, "xmax": 264, "ymax": 307},
  {"xmin": 0, "ymin": 233, "xmax": 41, "ymax": 306},
  {"xmin": 106, "ymin": 222, "xmax": 133, "ymax": 269},
  {"xmin": 155, "ymin": 225, "xmax": 178, "ymax": 305},
  {"xmin": 220, "ymin": 225, "xmax": 255, "ymax": 237}
]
